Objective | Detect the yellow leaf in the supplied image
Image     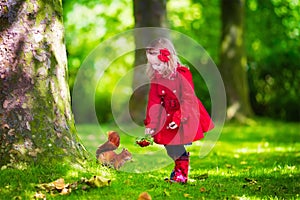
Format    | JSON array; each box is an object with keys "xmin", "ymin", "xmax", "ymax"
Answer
[
  {"xmin": 225, "ymin": 164, "xmax": 233, "ymax": 168},
  {"xmin": 184, "ymin": 193, "xmax": 193, "ymax": 198},
  {"xmin": 87, "ymin": 176, "xmax": 111, "ymax": 188},
  {"xmin": 60, "ymin": 188, "xmax": 71, "ymax": 195},
  {"xmin": 33, "ymin": 191, "xmax": 46, "ymax": 199},
  {"xmin": 163, "ymin": 189, "xmax": 170, "ymax": 197}
]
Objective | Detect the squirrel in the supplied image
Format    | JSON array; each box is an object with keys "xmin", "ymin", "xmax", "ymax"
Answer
[
  {"xmin": 96, "ymin": 130, "xmax": 120, "ymax": 158},
  {"xmin": 98, "ymin": 148, "xmax": 132, "ymax": 170},
  {"xmin": 96, "ymin": 131, "xmax": 132, "ymax": 170}
]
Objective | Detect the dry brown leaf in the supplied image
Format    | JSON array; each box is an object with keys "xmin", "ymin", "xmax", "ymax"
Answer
[
  {"xmin": 53, "ymin": 178, "xmax": 65, "ymax": 190},
  {"xmin": 35, "ymin": 175, "xmax": 111, "ymax": 199},
  {"xmin": 138, "ymin": 192, "xmax": 152, "ymax": 200},
  {"xmin": 2, "ymin": 124, "xmax": 9, "ymax": 129}
]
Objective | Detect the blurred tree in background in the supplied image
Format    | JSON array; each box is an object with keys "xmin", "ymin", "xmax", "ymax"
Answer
[
  {"xmin": 246, "ymin": 0, "xmax": 300, "ymax": 121},
  {"xmin": 63, "ymin": 0, "xmax": 134, "ymax": 123},
  {"xmin": 62, "ymin": 0, "xmax": 300, "ymax": 123},
  {"xmin": 219, "ymin": 0, "xmax": 253, "ymax": 122},
  {"xmin": 130, "ymin": 0, "xmax": 168, "ymax": 125}
]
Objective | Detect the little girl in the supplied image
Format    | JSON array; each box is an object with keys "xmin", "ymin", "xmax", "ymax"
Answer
[{"xmin": 144, "ymin": 38, "xmax": 214, "ymax": 183}]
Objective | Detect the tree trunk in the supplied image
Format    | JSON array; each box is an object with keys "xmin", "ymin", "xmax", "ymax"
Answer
[
  {"xmin": 131, "ymin": 0, "xmax": 168, "ymax": 125},
  {"xmin": 219, "ymin": 0, "xmax": 253, "ymax": 121},
  {"xmin": 0, "ymin": 0, "xmax": 86, "ymax": 168}
]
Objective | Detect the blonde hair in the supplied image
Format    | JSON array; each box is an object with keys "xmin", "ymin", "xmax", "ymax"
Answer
[{"xmin": 146, "ymin": 38, "xmax": 183, "ymax": 79}]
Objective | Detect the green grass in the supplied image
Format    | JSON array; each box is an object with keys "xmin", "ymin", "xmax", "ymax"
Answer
[{"xmin": 0, "ymin": 118, "xmax": 299, "ymax": 199}]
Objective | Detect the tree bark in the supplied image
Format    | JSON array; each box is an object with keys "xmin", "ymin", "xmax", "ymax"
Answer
[
  {"xmin": 0, "ymin": 0, "xmax": 86, "ymax": 168},
  {"xmin": 219, "ymin": 0, "xmax": 253, "ymax": 121},
  {"xmin": 131, "ymin": 0, "xmax": 168, "ymax": 125}
]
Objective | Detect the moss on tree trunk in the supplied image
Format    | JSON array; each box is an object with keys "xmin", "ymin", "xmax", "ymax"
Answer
[{"xmin": 0, "ymin": 0, "xmax": 87, "ymax": 168}]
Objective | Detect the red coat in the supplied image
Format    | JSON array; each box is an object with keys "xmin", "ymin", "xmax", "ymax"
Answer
[{"xmin": 144, "ymin": 66, "xmax": 214, "ymax": 145}]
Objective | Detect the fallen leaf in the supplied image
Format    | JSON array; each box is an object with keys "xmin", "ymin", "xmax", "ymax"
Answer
[
  {"xmin": 86, "ymin": 176, "xmax": 111, "ymax": 188},
  {"xmin": 225, "ymin": 164, "xmax": 233, "ymax": 168},
  {"xmin": 69, "ymin": 182, "xmax": 78, "ymax": 190},
  {"xmin": 138, "ymin": 192, "xmax": 152, "ymax": 200},
  {"xmin": 53, "ymin": 178, "xmax": 65, "ymax": 190},
  {"xmin": 231, "ymin": 195, "xmax": 242, "ymax": 200},
  {"xmin": 164, "ymin": 189, "xmax": 170, "ymax": 197},
  {"xmin": 2, "ymin": 124, "xmax": 9, "ymax": 129},
  {"xmin": 183, "ymin": 193, "xmax": 193, "ymax": 198},
  {"xmin": 200, "ymin": 187, "xmax": 206, "ymax": 192},
  {"xmin": 36, "ymin": 182, "xmax": 55, "ymax": 192},
  {"xmin": 245, "ymin": 177, "xmax": 257, "ymax": 184},
  {"xmin": 35, "ymin": 175, "xmax": 111, "ymax": 199},
  {"xmin": 60, "ymin": 187, "xmax": 71, "ymax": 195},
  {"xmin": 33, "ymin": 191, "xmax": 46, "ymax": 199}
]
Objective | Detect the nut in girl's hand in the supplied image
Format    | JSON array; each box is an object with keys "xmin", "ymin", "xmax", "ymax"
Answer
[
  {"xmin": 135, "ymin": 135, "xmax": 154, "ymax": 147},
  {"xmin": 136, "ymin": 140, "xmax": 150, "ymax": 147}
]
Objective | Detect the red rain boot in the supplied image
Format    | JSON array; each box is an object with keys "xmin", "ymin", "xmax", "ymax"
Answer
[{"xmin": 170, "ymin": 153, "xmax": 189, "ymax": 183}]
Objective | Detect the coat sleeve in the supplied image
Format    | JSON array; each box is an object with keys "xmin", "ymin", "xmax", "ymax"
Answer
[{"xmin": 144, "ymin": 82, "xmax": 163, "ymax": 129}]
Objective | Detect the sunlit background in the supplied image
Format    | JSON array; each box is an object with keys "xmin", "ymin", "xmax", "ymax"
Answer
[{"xmin": 62, "ymin": 0, "xmax": 299, "ymax": 124}]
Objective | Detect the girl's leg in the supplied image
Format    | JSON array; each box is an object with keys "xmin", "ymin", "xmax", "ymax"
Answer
[
  {"xmin": 164, "ymin": 145, "xmax": 190, "ymax": 183},
  {"xmin": 164, "ymin": 145, "xmax": 187, "ymax": 160}
]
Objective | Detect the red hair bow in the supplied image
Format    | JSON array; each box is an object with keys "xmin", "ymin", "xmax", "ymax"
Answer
[{"xmin": 158, "ymin": 48, "xmax": 170, "ymax": 62}]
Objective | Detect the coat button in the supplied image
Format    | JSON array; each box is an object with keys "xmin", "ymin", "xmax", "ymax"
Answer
[
  {"xmin": 162, "ymin": 90, "xmax": 165, "ymax": 94},
  {"xmin": 167, "ymin": 113, "xmax": 170, "ymax": 116},
  {"xmin": 173, "ymin": 90, "xmax": 176, "ymax": 93}
]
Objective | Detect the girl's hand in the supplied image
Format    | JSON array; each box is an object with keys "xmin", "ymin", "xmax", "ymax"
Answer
[{"xmin": 145, "ymin": 128, "xmax": 155, "ymax": 135}]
